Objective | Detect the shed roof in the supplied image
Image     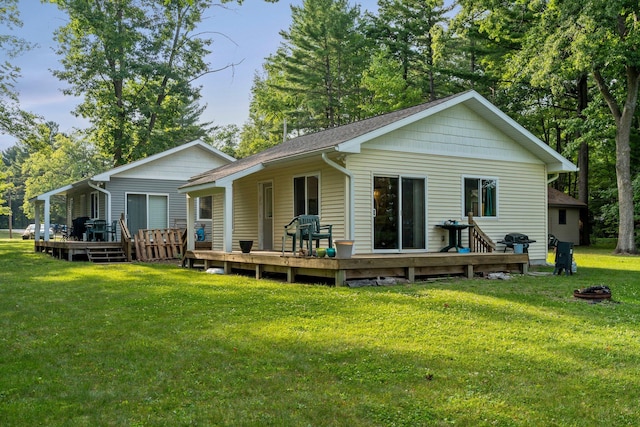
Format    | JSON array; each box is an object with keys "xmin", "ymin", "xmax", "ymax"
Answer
[{"xmin": 548, "ymin": 187, "xmax": 587, "ymax": 208}]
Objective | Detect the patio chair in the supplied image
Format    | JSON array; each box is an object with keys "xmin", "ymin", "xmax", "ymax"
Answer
[
  {"xmin": 106, "ymin": 220, "xmax": 118, "ymax": 242},
  {"xmin": 282, "ymin": 215, "xmax": 332, "ymax": 255},
  {"xmin": 88, "ymin": 219, "xmax": 107, "ymax": 241}
]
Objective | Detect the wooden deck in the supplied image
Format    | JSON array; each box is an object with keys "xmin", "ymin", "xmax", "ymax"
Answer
[
  {"xmin": 34, "ymin": 240, "xmax": 127, "ymax": 262},
  {"xmin": 184, "ymin": 250, "xmax": 529, "ymax": 286}
]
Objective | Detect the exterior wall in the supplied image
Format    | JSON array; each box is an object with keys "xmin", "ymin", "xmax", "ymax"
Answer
[
  {"xmin": 111, "ymin": 145, "xmax": 229, "ymax": 181},
  {"xmin": 106, "ymin": 177, "xmax": 186, "ymax": 228},
  {"xmin": 223, "ymin": 157, "xmax": 348, "ymax": 252},
  {"xmin": 346, "ymin": 104, "xmax": 549, "ymax": 263},
  {"xmin": 548, "ymin": 206, "xmax": 581, "ymax": 245}
]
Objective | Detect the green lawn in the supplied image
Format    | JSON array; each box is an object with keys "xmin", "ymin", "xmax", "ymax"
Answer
[{"xmin": 1, "ymin": 238, "xmax": 639, "ymax": 426}]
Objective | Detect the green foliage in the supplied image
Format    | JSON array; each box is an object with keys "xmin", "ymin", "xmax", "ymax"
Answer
[
  {"xmin": 1, "ymin": 240, "xmax": 640, "ymax": 425},
  {"xmin": 250, "ymin": 0, "xmax": 371, "ymax": 135},
  {"xmin": 20, "ymin": 127, "xmax": 107, "ymax": 220},
  {"xmin": 49, "ymin": 0, "xmax": 213, "ymax": 166},
  {"xmin": 0, "ymin": 0, "xmax": 35, "ymax": 139}
]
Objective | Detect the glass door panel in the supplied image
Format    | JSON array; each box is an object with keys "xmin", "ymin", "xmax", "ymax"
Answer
[
  {"xmin": 402, "ymin": 178, "xmax": 425, "ymax": 249},
  {"xmin": 374, "ymin": 176, "xmax": 399, "ymax": 250}
]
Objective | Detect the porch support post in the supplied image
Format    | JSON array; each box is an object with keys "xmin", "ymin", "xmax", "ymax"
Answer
[
  {"xmin": 186, "ymin": 194, "xmax": 195, "ymax": 251},
  {"xmin": 223, "ymin": 184, "xmax": 233, "ymax": 253},
  {"xmin": 322, "ymin": 153, "xmax": 354, "ymax": 240},
  {"xmin": 43, "ymin": 197, "xmax": 51, "ymax": 241},
  {"xmin": 34, "ymin": 200, "xmax": 42, "ymax": 243}
]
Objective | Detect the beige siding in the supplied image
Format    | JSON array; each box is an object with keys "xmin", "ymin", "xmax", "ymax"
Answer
[
  {"xmin": 228, "ymin": 158, "xmax": 348, "ymax": 252},
  {"xmin": 366, "ymin": 103, "xmax": 543, "ymax": 165},
  {"xmin": 549, "ymin": 206, "xmax": 581, "ymax": 245},
  {"xmin": 348, "ymin": 149, "xmax": 548, "ymax": 262},
  {"xmin": 212, "ymin": 193, "xmax": 224, "ymax": 251}
]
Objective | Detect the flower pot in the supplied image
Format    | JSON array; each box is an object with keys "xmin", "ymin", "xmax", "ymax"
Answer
[
  {"xmin": 316, "ymin": 248, "xmax": 326, "ymax": 258},
  {"xmin": 334, "ymin": 240, "xmax": 354, "ymax": 259},
  {"xmin": 239, "ymin": 240, "xmax": 253, "ymax": 253},
  {"xmin": 326, "ymin": 248, "xmax": 336, "ymax": 258}
]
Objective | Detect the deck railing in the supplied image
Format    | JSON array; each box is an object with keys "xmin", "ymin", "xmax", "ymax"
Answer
[
  {"xmin": 468, "ymin": 212, "xmax": 496, "ymax": 253},
  {"xmin": 119, "ymin": 213, "xmax": 133, "ymax": 262}
]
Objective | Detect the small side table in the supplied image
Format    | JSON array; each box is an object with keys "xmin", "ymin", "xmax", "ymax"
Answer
[{"xmin": 436, "ymin": 223, "xmax": 474, "ymax": 252}]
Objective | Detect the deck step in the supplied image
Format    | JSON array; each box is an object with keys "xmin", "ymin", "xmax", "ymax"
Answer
[{"xmin": 86, "ymin": 247, "xmax": 129, "ymax": 263}]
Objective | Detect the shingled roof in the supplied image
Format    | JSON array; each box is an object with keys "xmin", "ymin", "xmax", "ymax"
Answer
[
  {"xmin": 180, "ymin": 90, "xmax": 577, "ymax": 192},
  {"xmin": 181, "ymin": 92, "xmax": 464, "ymax": 190},
  {"xmin": 548, "ymin": 187, "xmax": 587, "ymax": 207}
]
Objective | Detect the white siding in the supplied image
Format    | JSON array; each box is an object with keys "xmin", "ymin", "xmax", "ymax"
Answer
[{"xmin": 112, "ymin": 146, "xmax": 229, "ymax": 181}]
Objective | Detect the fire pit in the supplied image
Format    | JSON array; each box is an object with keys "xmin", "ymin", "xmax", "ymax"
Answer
[{"xmin": 574, "ymin": 285, "xmax": 611, "ymax": 301}]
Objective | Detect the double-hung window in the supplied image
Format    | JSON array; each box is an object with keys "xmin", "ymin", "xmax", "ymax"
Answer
[
  {"xmin": 464, "ymin": 177, "xmax": 497, "ymax": 217},
  {"xmin": 197, "ymin": 196, "xmax": 213, "ymax": 220},
  {"xmin": 294, "ymin": 175, "xmax": 319, "ymax": 216}
]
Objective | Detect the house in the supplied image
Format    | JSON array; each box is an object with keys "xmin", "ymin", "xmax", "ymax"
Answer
[
  {"xmin": 548, "ymin": 187, "xmax": 586, "ymax": 245},
  {"xmin": 178, "ymin": 90, "xmax": 577, "ymax": 266},
  {"xmin": 32, "ymin": 140, "xmax": 235, "ymax": 242}
]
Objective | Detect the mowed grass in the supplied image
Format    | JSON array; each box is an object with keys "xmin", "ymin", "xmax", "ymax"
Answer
[{"xmin": 1, "ymin": 238, "xmax": 639, "ymax": 426}]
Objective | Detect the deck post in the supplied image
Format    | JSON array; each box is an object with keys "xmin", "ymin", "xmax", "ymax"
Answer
[
  {"xmin": 406, "ymin": 267, "xmax": 415, "ymax": 283},
  {"xmin": 224, "ymin": 261, "xmax": 232, "ymax": 275},
  {"xmin": 255, "ymin": 265, "xmax": 263, "ymax": 279},
  {"xmin": 465, "ymin": 264, "xmax": 474, "ymax": 279},
  {"xmin": 287, "ymin": 267, "xmax": 295, "ymax": 283},
  {"xmin": 335, "ymin": 269, "xmax": 347, "ymax": 287}
]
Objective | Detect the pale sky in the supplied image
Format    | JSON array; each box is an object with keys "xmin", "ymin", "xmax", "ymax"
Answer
[{"xmin": 1, "ymin": 0, "xmax": 379, "ymax": 151}]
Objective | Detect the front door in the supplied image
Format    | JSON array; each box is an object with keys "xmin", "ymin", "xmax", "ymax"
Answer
[
  {"xmin": 374, "ymin": 176, "xmax": 426, "ymax": 251},
  {"xmin": 260, "ymin": 182, "xmax": 273, "ymax": 250}
]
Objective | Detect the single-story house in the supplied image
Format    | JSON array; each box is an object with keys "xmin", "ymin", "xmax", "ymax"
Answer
[
  {"xmin": 548, "ymin": 187, "xmax": 586, "ymax": 245},
  {"xmin": 32, "ymin": 139, "xmax": 235, "ymax": 241},
  {"xmin": 178, "ymin": 90, "xmax": 577, "ymax": 265}
]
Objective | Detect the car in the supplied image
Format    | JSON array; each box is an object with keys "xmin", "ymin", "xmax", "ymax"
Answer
[{"xmin": 22, "ymin": 224, "xmax": 55, "ymax": 240}]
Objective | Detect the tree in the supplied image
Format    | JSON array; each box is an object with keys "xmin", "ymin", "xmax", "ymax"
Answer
[
  {"xmin": 509, "ymin": 0, "xmax": 640, "ymax": 254},
  {"xmin": 48, "ymin": 0, "xmax": 215, "ymax": 166},
  {"xmin": 256, "ymin": 0, "xmax": 371, "ymax": 132},
  {"xmin": 20, "ymin": 126, "xmax": 107, "ymax": 220},
  {"xmin": 367, "ymin": 0, "xmax": 453, "ymax": 101},
  {"xmin": 0, "ymin": 0, "xmax": 35, "ymax": 139}
]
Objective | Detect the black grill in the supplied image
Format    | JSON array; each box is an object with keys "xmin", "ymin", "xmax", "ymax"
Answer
[{"xmin": 498, "ymin": 233, "xmax": 536, "ymax": 253}]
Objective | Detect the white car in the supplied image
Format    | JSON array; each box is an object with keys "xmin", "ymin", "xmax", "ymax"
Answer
[{"xmin": 22, "ymin": 224, "xmax": 55, "ymax": 239}]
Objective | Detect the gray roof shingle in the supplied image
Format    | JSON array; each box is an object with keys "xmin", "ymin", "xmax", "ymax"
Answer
[{"xmin": 183, "ymin": 92, "xmax": 466, "ymax": 189}]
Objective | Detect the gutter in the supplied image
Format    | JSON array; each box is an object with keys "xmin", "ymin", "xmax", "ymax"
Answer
[{"xmin": 322, "ymin": 153, "xmax": 354, "ymax": 240}]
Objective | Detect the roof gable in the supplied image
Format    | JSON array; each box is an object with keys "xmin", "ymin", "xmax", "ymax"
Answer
[
  {"xmin": 181, "ymin": 91, "xmax": 577, "ymax": 192},
  {"xmin": 93, "ymin": 139, "xmax": 235, "ymax": 182}
]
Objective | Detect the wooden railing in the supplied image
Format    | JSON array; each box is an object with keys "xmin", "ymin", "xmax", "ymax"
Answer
[
  {"xmin": 119, "ymin": 213, "xmax": 133, "ymax": 262},
  {"xmin": 468, "ymin": 212, "xmax": 496, "ymax": 253}
]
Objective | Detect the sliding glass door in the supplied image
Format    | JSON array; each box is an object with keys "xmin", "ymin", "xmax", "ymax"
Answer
[{"xmin": 374, "ymin": 176, "xmax": 426, "ymax": 251}]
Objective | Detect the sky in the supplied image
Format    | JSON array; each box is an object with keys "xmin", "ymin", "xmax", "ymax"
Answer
[{"xmin": 1, "ymin": 0, "xmax": 379, "ymax": 151}]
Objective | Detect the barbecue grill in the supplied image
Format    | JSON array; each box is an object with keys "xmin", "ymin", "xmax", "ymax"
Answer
[{"xmin": 498, "ymin": 233, "xmax": 536, "ymax": 253}]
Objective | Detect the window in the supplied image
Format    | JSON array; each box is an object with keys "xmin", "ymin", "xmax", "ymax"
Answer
[
  {"xmin": 90, "ymin": 192, "xmax": 99, "ymax": 218},
  {"xmin": 294, "ymin": 175, "xmax": 319, "ymax": 216},
  {"xmin": 198, "ymin": 196, "xmax": 213, "ymax": 220},
  {"xmin": 464, "ymin": 177, "xmax": 497, "ymax": 217},
  {"xmin": 559, "ymin": 209, "xmax": 567, "ymax": 225}
]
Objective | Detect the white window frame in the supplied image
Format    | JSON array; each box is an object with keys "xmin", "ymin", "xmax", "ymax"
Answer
[
  {"xmin": 462, "ymin": 176, "xmax": 499, "ymax": 219},
  {"xmin": 125, "ymin": 192, "xmax": 170, "ymax": 229},
  {"xmin": 197, "ymin": 195, "xmax": 213, "ymax": 221},
  {"xmin": 293, "ymin": 173, "xmax": 320, "ymax": 216}
]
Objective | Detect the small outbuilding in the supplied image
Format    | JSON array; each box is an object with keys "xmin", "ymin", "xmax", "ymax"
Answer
[{"xmin": 548, "ymin": 187, "xmax": 586, "ymax": 246}]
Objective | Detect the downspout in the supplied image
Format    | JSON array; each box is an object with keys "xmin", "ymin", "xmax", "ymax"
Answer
[
  {"xmin": 322, "ymin": 153, "xmax": 354, "ymax": 240},
  {"xmin": 88, "ymin": 181, "xmax": 112, "ymax": 224},
  {"xmin": 547, "ymin": 173, "xmax": 559, "ymax": 185}
]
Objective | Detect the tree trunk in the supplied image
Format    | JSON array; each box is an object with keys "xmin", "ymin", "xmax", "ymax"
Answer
[
  {"xmin": 577, "ymin": 75, "xmax": 590, "ymax": 245},
  {"xmin": 594, "ymin": 68, "xmax": 639, "ymax": 254}
]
